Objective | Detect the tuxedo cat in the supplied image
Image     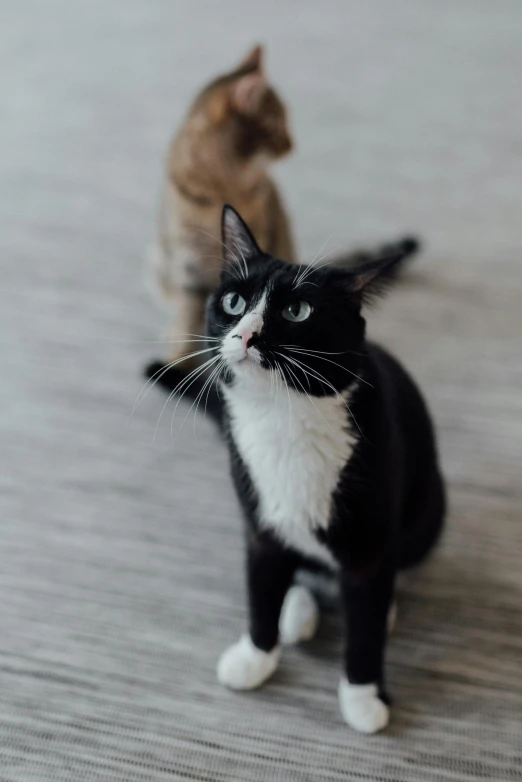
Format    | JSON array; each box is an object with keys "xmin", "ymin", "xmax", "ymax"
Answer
[{"xmin": 149, "ymin": 206, "xmax": 445, "ymax": 733}]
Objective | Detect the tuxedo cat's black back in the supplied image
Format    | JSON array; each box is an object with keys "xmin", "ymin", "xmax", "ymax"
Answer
[{"xmin": 325, "ymin": 343, "xmax": 445, "ymax": 575}]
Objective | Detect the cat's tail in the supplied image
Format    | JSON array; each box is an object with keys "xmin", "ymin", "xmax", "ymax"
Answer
[
  {"xmin": 143, "ymin": 360, "xmax": 224, "ymax": 430},
  {"xmin": 331, "ymin": 236, "xmax": 420, "ymax": 277}
]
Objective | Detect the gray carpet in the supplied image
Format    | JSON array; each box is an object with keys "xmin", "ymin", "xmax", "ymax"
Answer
[{"xmin": 1, "ymin": 1, "xmax": 521, "ymax": 779}]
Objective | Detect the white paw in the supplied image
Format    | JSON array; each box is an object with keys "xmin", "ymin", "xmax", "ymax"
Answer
[
  {"xmin": 338, "ymin": 679, "xmax": 389, "ymax": 733},
  {"xmin": 279, "ymin": 586, "xmax": 319, "ymax": 645},
  {"xmin": 387, "ymin": 600, "xmax": 397, "ymax": 634},
  {"xmin": 217, "ymin": 635, "xmax": 280, "ymax": 690}
]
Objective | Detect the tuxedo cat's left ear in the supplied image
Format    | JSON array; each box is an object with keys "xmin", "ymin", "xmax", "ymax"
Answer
[
  {"xmin": 221, "ymin": 204, "xmax": 261, "ymax": 276},
  {"xmin": 345, "ymin": 237, "xmax": 419, "ymax": 301}
]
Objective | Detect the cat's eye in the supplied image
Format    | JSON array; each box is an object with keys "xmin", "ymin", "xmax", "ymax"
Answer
[
  {"xmin": 282, "ymin": 300, "xmax": 313, "ymax": 323},
  {"xmin": 222, "ymin": 291, "xmax": 246, "ymax": 316}
]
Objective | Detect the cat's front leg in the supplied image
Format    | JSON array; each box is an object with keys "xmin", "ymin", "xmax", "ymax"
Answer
[
  {"xmin": 338, "ymin": 564, "xmax": 394, "ymax": 733},
  {"xmin": 217, "ymin": 530, "xmax": 298, "ymax": 690}
]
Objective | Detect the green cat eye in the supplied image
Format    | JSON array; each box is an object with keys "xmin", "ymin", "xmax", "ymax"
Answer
[{"xmin": 282, "ymin": 300, "xmax": 313, "ymax": 323}]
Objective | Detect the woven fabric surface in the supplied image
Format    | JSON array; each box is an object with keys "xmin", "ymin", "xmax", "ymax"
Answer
[{"xmin": 1, "ymin": 1, "xmax": 521, "ymax": 780}]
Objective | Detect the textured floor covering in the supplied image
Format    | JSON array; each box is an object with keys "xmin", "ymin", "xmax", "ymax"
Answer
[{"xmin": 1, "ymin": 1, "xmax": 521, "ymax": 780}]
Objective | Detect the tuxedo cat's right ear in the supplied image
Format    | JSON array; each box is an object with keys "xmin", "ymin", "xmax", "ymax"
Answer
[
  {"xmin": 221, "ymin": 205, "xmax": 261, "ymax": 277},
  {"xmin": 343, "ymin": 238, "xmax": 419, "ymax": 302}
]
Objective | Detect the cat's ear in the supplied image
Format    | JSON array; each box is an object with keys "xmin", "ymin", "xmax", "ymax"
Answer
[
  {"xmin": 237, "ymin": 44, "xmax": 263, "ymax": 72},
  {"xmin": 221, "ymin": 204, "xmax": 260, "ymax": 274},
  {"xmin": 343, "ymin": 238, "xmax": 419, "ymax": 301},
  {"xmin": 209, "ymin": 69, "xmax": 267, "ymax": 123},
  {"xmin": 231, "ymin": 70, "xmax": 268, "ymax": 115}
]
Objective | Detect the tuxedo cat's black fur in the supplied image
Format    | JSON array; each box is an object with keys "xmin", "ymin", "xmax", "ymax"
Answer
[{"xmin": 145, "ymin": 206, "xmax": 445, "ymax": 733}]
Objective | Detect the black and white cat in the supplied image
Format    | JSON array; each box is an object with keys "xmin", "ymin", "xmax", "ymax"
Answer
[{"xmin": 148, "ymin": 205, "xmax": 445, "ymax": 733}]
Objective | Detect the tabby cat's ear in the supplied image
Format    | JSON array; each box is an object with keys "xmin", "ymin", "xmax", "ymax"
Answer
[
  {"xmin": 221, "ymin": 205, "xmax": 260, "ymax": 275},
  {"xmin": 231, "ymin": 71, "xmax": 268, "ymax": 115},
  {"xmin": 237, "ymin": 44, "xmax": 263, "ymax": 72},
  {"xmin": 343, "ymin": 238, "xmax": 419, "ymax": 302}
]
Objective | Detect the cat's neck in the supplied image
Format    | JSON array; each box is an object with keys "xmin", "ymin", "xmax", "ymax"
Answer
[
  {"xmin": 222, "ymin": 369, "xmax": 358, "ymax": 433},
  {"xmin": 171, "ymin": 127, "xmax": 275, "ymax": 203}
]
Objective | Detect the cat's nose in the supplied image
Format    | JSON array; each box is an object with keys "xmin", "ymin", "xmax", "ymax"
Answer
[
  {"xmin": 233, "ymin": 330, "xmax": 258, "ymax": 349},
  {"xmin": 246, "ymin": 331, "xmax": 259, "ymax": 348}
]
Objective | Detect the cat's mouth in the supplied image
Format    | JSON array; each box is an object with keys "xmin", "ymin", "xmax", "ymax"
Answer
[{"xmin": 220, "ymin": 341, "xmax": 264, "ymax": 372}]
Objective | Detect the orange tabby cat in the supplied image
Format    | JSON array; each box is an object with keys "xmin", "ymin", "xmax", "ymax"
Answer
[{"xmin": 150, "ymin": 45, "xmax": 296, "ymax": 367}]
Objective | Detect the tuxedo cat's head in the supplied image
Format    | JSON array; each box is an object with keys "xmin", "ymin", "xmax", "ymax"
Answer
[{"xmin": 208, "ymin": 206, "xmax": 413, "ymax": 396}]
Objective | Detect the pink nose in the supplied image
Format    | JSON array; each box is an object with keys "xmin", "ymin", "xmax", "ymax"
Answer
[{"xmin": 234, "ymin": 329, "xmax": 256, "ymax": 349}]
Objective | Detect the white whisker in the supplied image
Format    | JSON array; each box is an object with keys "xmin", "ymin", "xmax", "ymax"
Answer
[
  {"xmin": 275, "ymin": 359, "xmax": 292, "ymax": 426},
  {"xmin": 189, "ymin": 359, "xmax": 226, "ymax": 437},
  {"xmin": 232, "ymin": 239, "xmax": 249, "ymax": 279},
  {"xmin": 191, "ymin": 254, "xmax": 242, "ymax": 283},
  {"xmin": 282, "ymin": 353, "xmax": 365, "ymax": 438},
  {"xmin": 165, "ymin": 355, "xmax": 221, "ymax": 438},
  {"xmin": 284, "ymin": 347, "xmax": 372, "ymax": 387},
  {"xmin": 293, "ymin": 247, "xmax": 341, "ymax": 289},
  {"xmin": 195, "ymin": 228, "xmax": 240, "ymax": 261},
  {"xmin": 203, "ymin": 359, "xmax": 226, "ymax": 418},
  {"xmin": 293, "ymin": 235, "xmax": 331, "ymax": 287},
  {"xmin": 136, "ymin": 338, "xmax": 215, "ymax": 345},
  {"xmin": 131, "ymin": 346, "xmax": 217, "ymax": 417},
  {"xmin": 265, "ymin": 356, "xmax": 276, "ymax": 400},
  {"xmin": 282, "ymin": 352, "xmax": 311, "ymax": 391},
  {"xmin": 49, "ymin": 335, "xmax": 219, "ymax": 346},
  {"xmin": 195, "ymin": 227, "xmax": 244, "ymax": 279},
  {"xmin": 280, "ymin": 345, "xmax": 358, "ymax": 356},
  {"xmin": 163, "ymin": 333, "xmax": 220, "ymax": 341},
  {"xmin": 276, "ymin": 353, "xmax": 336, "ymax": 437},
  {"xmin": 150, "ymin": 356, "xmax": 219, "ymax": 442}
]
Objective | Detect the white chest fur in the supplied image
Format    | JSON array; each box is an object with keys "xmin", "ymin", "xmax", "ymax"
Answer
[{"xmin": 224, "ymin": 377, "xmax": 357, "ymax": 567}]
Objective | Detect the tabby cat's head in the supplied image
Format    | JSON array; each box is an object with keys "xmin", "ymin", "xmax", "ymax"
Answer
[
  {"xmin": 170, "ymin": 46, "xmax": 292, "ymax": 211},
  {"xmin": 208, "ymin": 207, "xmax": 412, "ymax": 396},
  {"xmin": 193, "ymin": 44, "xmax": 292, "ymax": 160}
]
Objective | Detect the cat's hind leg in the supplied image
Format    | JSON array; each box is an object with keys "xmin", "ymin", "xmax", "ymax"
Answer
[
  {"xmin": 398, "ymin": 467, "xmax": 445, "ymax": 570},
  {"xmin": 278, "ymin": 585, "xmax": 319, "ymax": 645},
  {"xmin": 278, "ymin": 579, "xmax": 393, "ymax": 646}
]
